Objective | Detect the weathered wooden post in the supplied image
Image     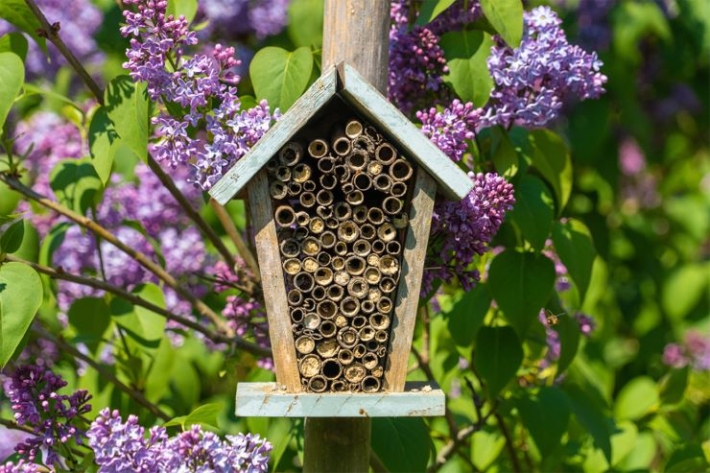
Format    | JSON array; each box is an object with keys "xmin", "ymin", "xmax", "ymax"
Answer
[{"xmin": 208, "ymin": 1, "xmax": 472, "ymax": 471}]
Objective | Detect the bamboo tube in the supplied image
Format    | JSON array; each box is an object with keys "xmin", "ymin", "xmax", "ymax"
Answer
[
  {"xmin": 359, "ymin": 326, "xmax": 375, "ymax": 341},
  {"xmin": 353, "ymin": 205, "xmax": 368, "ymax": 224},
  {"xmin": 331, "ymin": 380, "xmax": 348, "ymax": 392},
  {"xmin": 316, "ymin": 189, "xmax": 334, "ymax": 206},
  {"xmin": 300, "ymin": 192, "xmax": 316, "ymax": 208},
  {"xmin": 294, "ymin": 227, "xmax": 309, "ymax": 241},
  {"xmin": 345, "ymin": 256, "xmax": 366, "ymax": 276},
  {"xmin": 338, "ymin": 327, "xmax": 359, "ymax": 349},
  {"xmin": 326, "ymin": 284, "xmax": 344, "ymax": 302},
  {"xmin": 303, "ymin": 179, "xmax": 317, "ymax": 192},
  {"xmin": 299, "ymin": 354, "xmax": 322, "ymax": 378},
  {"xmin": 364, "ymin": 266, "xmax": 381, "ymax": 285},
  {"xmin": 341, "ymin": 182, "xmax": 354, "ymax": 194},
  {"xmin": 316, "ymin": 251, "xmax": 331, "ymax": 267},
  {"xmin": 334, "ymin": 270, "xmax": 351, "ymax": 286},
  {"xmin": 376, "ymin": 296, "xmax": 393, "ymax": 314},
  {"xmin": 308, "ymin": 375, "xmax": 328, "ymax": 393},
  {"xmin": 319, "ymin": 173, "xmax": 337, "ymax": 190},
  {"xmin": 315, "ymin": 267, "xmax": 334, "ymax": 286},
  {"xmin": 353, "ymin": 344, "xmax": 366, "ymax": 359},
  {"xmin": 295, "ymin": 335, "xmax": 316, "ymax": 354},
  {"xmin": 382, "ymin": 196, "xmax": 403, "ymax": 215},
  {"xmin": 347, "ymin": 277, "xmax": 368, "ymax": 299},
  {"xmin": 349, "ymin": 383, "xmax": 362, "ymax": 392},
  {"xmin": 361, "ymin": 376, "xmax": 380, "ymax": 393},
  {"xmin": 308, "ymin": 138, "xmax": 329, "ymax": 158},
  {"xmin": 278, "ymin": 227, "xmax": 296, "ymax": 239},
  {"xmin": 293, "ymin": 163, "xmax": 312, "ymax": 183},
  {"xmin": 317, "ymin": 156, "xmax": 336, "ymax": 174},
  {"xmin": 302, "ymin": 328, "xmax": 323, "ymax": 341},
  {"xmin": 270, "ymin": 181, "xmax": 288, "ymax": 199},
  {"xmin": 353, "ymin": 239, "xmax": 371, "ymax": 257},
  {"xmin": 371, "ymin": 364, "xmax": 384, "ymax": 378},
  {"xmin": 367, "ymin": 287, "xmax": 382, "ymax": 303},
  {"xmin": 304, "ymin": 313, "xmax": 321, "ymax": 330},
  {"xmin": 360, "ymin": 223, "xmax": 376, "ymax": 241},
  {"xmin": 334, "ymin": 241, "xmax": 348, "ymax": 256},
  {"xmin": 322, "ymin": 358, "xmax": 343, "ymax": 380},
  {"xmin": 391, "ymin": 181, "xmax": 408, "ymax": 197},
  {"xmin": 279, "ymin": 142, "xmax": 304, "ymax": 166},
  {"xmin": 379, "ymin": 277, "xmax": 396, "ymax": 293},
  {"xmin": 295, "ymin": 211, "xmax": 310, "ymax": 227},
  {"xmin": 332, "ymin": 136, "xmax": 352, "ymax": 156},
  {"xmin": 316, "ymin": 339, "xmax": 339, "ymax": 358},
  {"xmin": 287, "ymin": 181, "xmax": 302, "ymax": 196},
  {"xmin": 389, "ymin": 159, "xmax": 413, "ymax": 181},
  {"xmin": 283, "ymin": 258, "xmax": 302, "ymax": 275},
  {"xmin": 393, "ymin": 213, "xmax": 409, "ymax": 229},
  {"xmin": 364, "ymin": 126, "xmax": 382, "ymax": 143},
  {"xmin": 340, "ymin": 297, "xmax": 359, "ymax": 317},
  {"xmin": 346, "ymin": 149, "xmax": 369, "ymax": 172},
  {"xmin": 317, "ymin": 299, "xmax": 338, "ymax": 319},
  {"xmin": 294, "ymin": 271, "xmax": 315, "ymax": 292},
  {"xmin": 321, "ymin": 231, "xmax": 336, "ymax": 249},
  {"xmin": 275, "ymin": 205, "xmax": 296, "ymax": 227},
  {"xmin": 373, "ymin": 173, "xmax": 392, "ymax": 192},
  {"xmin": 312, "ymin": 285, "xmax": 326, "ymax": 301},
  {"xmin": 334, "ymin": 165, "xmax": 350, "ymax": 183},
  {"xmin": 331, "ymin": 256, "xmax": 345, "ymax": 271},
  {"xmin": 361, "ymin": 300, "xmax": 375, "ymax": 314},
  {"xmin": 319, "ymin": 320, "xmax": 337, "ymax": 338},
  {"xmin": 266, "ymin": 157, "xmax": 279, "ymax": 172},
  {"xmin": 367, "ymin": 207, "xmax": 385, "ymax": 226},
  {"xmin": 345, "ymin": 119, "xmax": 363, "ymax": 139},
  {"xmin": 338, "ymin": 221, "xmax": 360, "ymax": 243},
  {"xmin": 291, "ymin": 307, "xmax": 305, "ymax": 323},
  {"xmin": 369, "ymin": 313, "xmax": 390, "ymax": 330},
  {"xmin": 367, "ymin": 161, "xmax": 383, "ymax": 176},
  {"xmin": 303, "ymin": 298, "xmax": 316, "ymax": 311},
  {"xmin": 288, "ymin": 289, "xmax": 303, "ymax": 306},
  {"xmin": 352, "ymin": 315, "xmax": 368, "ymax": 329},
  {"xmin": 379, "ymin": 256, "xmax": 399, "ymax": 276},
  {"xmin": 375, "ymin": 330, "xmax": 389, "ymax": 343},
  {"xmin": 302, "ymin": 237, "xmax": 321, "ymax": 256},
  {"xmin": 280, "ymin": 239, "xmax": 300, "ymax": 258},
  {"xmin": 316, "ymin": 205, "xmax": 334, "ymax": 219},
  {"xmin": 377, "ymin": 222, "xmax": 397, "ymax": 242},
  {"xmin": 275, "ymin": 166, "xmax": 292, "ymax": 182},
  {"xmin": 363, "ymin": 353, "xmax": 379, "ymax": 370},
  {"xmin": 371, "ymin": 239, "xmax": 385, "ymax": 254},
  {"xmin": 309, "ymin": 217, "xmax": 325, "ymax": 234},
  {"xmin": 352, "ymin": 135, "xmax": 374, "ymax": 154},
  {"xmin": 366, "ymin": 254, "xmax": 380, "ymax": 267},
  {"xmin": 334, "ymin": 202, "xmax": 352, "ymax": 221},
  {"xmin": 374, "ymin": 142, "xmax": 397, "ymax": 165},
  {"xmin": 335, "ymin": 314, "xmax": 348, "ymax": 328},
  {"xmin": 386, "ymin": 240, "xmax": 402, "ymax": 255},
  {"xmin": 344, "ymin": 363, "xmax": 366, "ymax": 383},
  {"xmin": 353, "ymin": 173, "xmax": 372, "ymax": 191},
  {"xmin": 345, "ymin": 190, "xmax": 365, "ymax": 206},
  {"xmin": 366, "ymin": 340, "xmax": 379, "ymax": 352},
  {"xmin": 303, "ymin": 257, "xmax": 319, "ymax": 273},
  {"xmin": 338, "ymin": 349, "xmax": 354, "ymax": 366}
]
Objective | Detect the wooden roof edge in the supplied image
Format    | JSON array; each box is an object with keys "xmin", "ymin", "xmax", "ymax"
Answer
[{"xmin": 209, "ymin": 66, "xmax": 339, "ymax": 205}]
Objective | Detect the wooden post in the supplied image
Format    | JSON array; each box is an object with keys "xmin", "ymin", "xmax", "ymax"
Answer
[{"xmin": 303, "ymin": 1, "xmax": 390, "ymax": 471}]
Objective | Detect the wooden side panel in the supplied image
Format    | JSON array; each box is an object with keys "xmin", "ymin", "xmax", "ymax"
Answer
[
  {"xmin": 385, "ymin": 169, "xmax": 437, "ymax": 392},
  {"xmin": 338, "ymin": 63, "xmax": 473, "ymax": 201},
  {"xmin": 248, "ymin": 171, "xmax": 301, "ymax": 391},
  {"xmin": 209, "ymin": 67, "xmax": 338, "ymax": 205}
]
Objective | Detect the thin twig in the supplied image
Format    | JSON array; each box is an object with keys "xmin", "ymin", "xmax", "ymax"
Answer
[
  {"xmin": 209, "ymin": 198, "xmax": 260, "ymax": 283},
  {"xmin": 33, "ymin": 326, "xmax": 172, "ymax": 422},
  {"xmin": 427, "ymin": 425, "xmax": 478, "ymax": 473},
  {"xmin": 0, "ymin": 418, "xmax": 36, "ymax": 435},
  {"xmin": 0, "ymin": 173, "xmax": 231, "ymax": 337},
  {"xmin": 1, "ymin": 254, "xmax": 271, "ymax": 357},
  {"xmin": 495, "ymin": 412, "xmax": 521, "ymax": 472},
  {"xmin": 25, "ymin": 0, "xmax": 104, "ymax": 104}
]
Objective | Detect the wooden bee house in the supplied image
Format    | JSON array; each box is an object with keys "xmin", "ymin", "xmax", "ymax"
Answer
[{"xmin": 210, "ymin": 64, "xmax": 472, "ymax": 401}]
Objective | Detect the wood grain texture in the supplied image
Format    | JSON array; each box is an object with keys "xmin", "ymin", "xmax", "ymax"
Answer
[
  {"xmin": 248, "ymin": 171, "xmax": 301, "ymax": 391},
  {"xmin": 209, "ymin": 67, "xmax": 338, "ymax": 205},
  {"xmin": 338, "ymin": 63, "xmax": 473, "ymax": 201},
  {"xmin": 322, "ymin": 0, "xmax": 391, "ymax": 93},
  {"xmin": 385, "ymin": 169, "xmax": 437, "ymax": 392},
  {"xmin": 304, "ymin": 418, "xmax": 370, "ymax": 473},
  {"xmin": 236, "ymin": 382, "xmax": 445, "ymax": 417}
]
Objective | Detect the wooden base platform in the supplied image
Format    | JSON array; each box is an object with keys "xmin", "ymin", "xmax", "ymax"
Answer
[{"xmin": 235, "ymin": 381, "xmax": 445, "ymax": 417}]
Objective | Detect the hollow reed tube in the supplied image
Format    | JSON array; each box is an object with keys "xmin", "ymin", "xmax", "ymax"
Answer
[
  {"xmin": 274, "ymin": 205, "xmax": 296, "ymax": 227},
  {"xmin": 361, "ymin": 376, "xmax": 380, "ymax": 393},
  {"xmin": 345, "ymin": 119, "xmax": 363, "ymax": 139},
  {"xmin": 382, "ymin": 196, "xmax": 404, "ymax": 215},
  {"xmin": 270, "ymin": 181, "xmax": 288, "ymax": 199},
  {"xmin": 390, "ymin": 159, "xmax": 413, "ymax": 181},
  {"xmin": 299, "ymin": 354, "xmax": 322, "ymax": 378},
  {"xmin": 279, "ymin": 142, "xmax": 303, "ymax": 166},
  {"xmin": 375, "ymin": 142, "xmax": 397, "ymax": 165},
  {"xmin": 295, "ymin": 335, "xmax": 315, "ymax": 354},
  {"xmin": 308, "ymin": 138, "xmax": 329, "ymax": 158}
]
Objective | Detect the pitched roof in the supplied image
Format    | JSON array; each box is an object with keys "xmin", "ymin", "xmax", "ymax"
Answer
[{"xmin": 209, "ymin": 63, "xmax": 472, "ymax": 205}]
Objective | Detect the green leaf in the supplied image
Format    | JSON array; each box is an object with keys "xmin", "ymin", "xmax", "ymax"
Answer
[
  {"xmin": 474, "ymin": 326, "xmax": 523, "ymax": 398},
  {"xmin": 565, "ymin": 384, "xmax": 612, "ymax": 462},
  {"xmin": 110, "ymin": 283, "xmax": 166, "ymax": 348},
  {"xmin": 0, "ymin": 32, "xmax": 28, "ymax": 61},
  {"xmin": 0, "ymin": 262, "xmax": 42, "ymax": 368},
  {"xmin": 371, "ymin": 418, "xmax": 431, "ymax": 473},
  {"xmin": 166, "ymin": 0, "xmax": 197, "ymax": 23},
  {"xmin": 662, "ymin": 263, "xmax": 709, "ymax": 322},
  {"xmin": 490, "ymin": 127, "xmax": 519, "ymax": 178},
  {"xmin": 21, "ymin": 84, "xmax": 83, "ymax": 113},
  {"xmin": 516, "ymin": 387, "xmax": 570, "ymax": 456},
  {"xmin": 0, "ymin": 52, "xmax": 24, "ymax": 129},
  {"xmin": 287, "ymin": 0, "xmax": 324, "ymax": 48},
  {"xmin": 528, "ymin": 129, "xmax": 573, "ymax": 213},
  {"xmin": 659, "ymin": 366, "xmax": 689, "ymax": 405},
  {"xmin": 614, "ymin": 376, "xmax": 659, "ymax": 421},
  {"xmin": 49, "ymin": 158, "xmax": 104, "ymax": 216},
  {"xmin": 470, "ymin": 427, "xmax": 505, "ymax": 470},
  {"xmin": 0, "ymin": 219, "xmax": 24, "ymax": 253},
  {"xmin": 555, "ymin": 313, "xmax": 580, "ymax": 374},
  {"xmin": 480, "ymin": 0, "xmax": 523, "ymax": 47},
  {"xmin": 0, "ymin": 1, "xmax": 47, "ymax": 53},
  {"xmin": 68, "ymin": 297, "xmax": 111, "ymax": 351},
  {"xmin": 665, "ymin": 444, "xmax": 710, "ymax": 472},
  {"xmin": 250, "ymin": 46, "xmax": 314, "ymax": 112},
  {"xmin": 488, "ymin": 249, "xmax": 556, "ymax": 336},
  {"xmin": 415, "ymin": 0, "xmax": 457, "ymax": 26},
  {"xmin": 440, "ymin": 29, "xmax": 494, "ymax": 107},
  {"xmin": 143, "ymin": 338, "xmax": 175, "ymax": 402},
  {"xmin": 164, "ymin": 402, "xmax": 222, "ymax": 430},
  {"xmin": 445, "ymin": 283, "xmax": 491, "ymax": 347},
  {"xmin": 89, "ymin": 76, "xmax": 149, "ymax": 184},
  {"xmin": 508, "ymin": 176, "xmax": 554, "ymax": 252},
  {"xmin": 552, "ymin": 219, "xmax": 596, "ymax": 303}
]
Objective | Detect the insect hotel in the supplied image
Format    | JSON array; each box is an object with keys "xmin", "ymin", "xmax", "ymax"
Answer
[{"xmin": 210, "ymin": 64, "xmax": 472, "ymax": 417}]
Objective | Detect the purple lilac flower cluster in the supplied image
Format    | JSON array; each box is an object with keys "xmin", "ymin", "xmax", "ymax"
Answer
[
  {"xmin": 87, "ymin": 409, "xmax": 272, "ymax": 472},
  {"xmin": 663, "ymin": 331, "xmax": 710, "ymax": 371},
  {"xmin": 0, "ymin": 460, "xmax": 39, "ymax": 473},
  {"xmin": 484, "ymin": 6, "xmax": 606, "ymax": 128},
  {"xmin": 199, "ymin": 0, "xmax": 290, "ymax": 40},
  {"xmin": 121, "ymin": 0, "xmax": 279, "ymax": 190},
  {"xmin": 0, "ymin": 0, "xmax": 103, "ymax": 78},
  {"xmin": 4, "ymin": 365, "xmax": 91, "ymax": 466},
  {"xmin": 417, "ymin": 100, "xmax": 482, "ymax": 162},
  {"xmin": 542, "ymin": 239, "xmax": 572, "ymax": 292},
  {"xmin": 426, "ymin": 173, "xmax": 515, "ymax": 292}
]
